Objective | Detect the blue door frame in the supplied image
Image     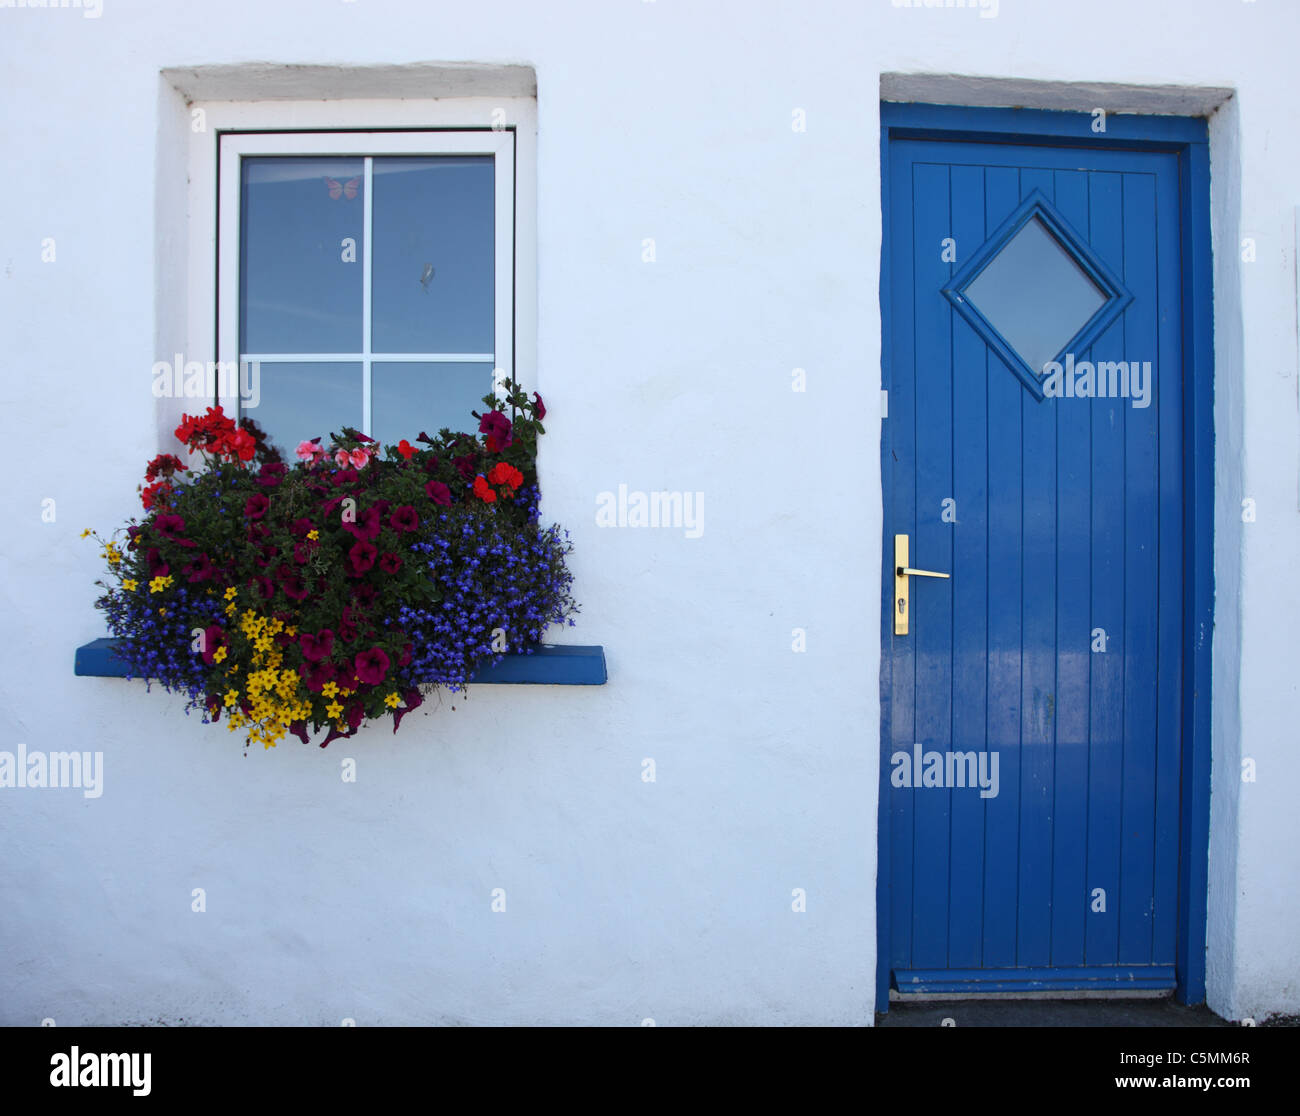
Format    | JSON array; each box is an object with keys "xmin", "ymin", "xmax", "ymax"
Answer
[{"xmin": 876, "ymin": 102, "xmax": 1215, "ymax": 1008}]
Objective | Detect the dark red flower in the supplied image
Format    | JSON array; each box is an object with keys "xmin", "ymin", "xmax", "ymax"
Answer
[
  {"xmin": 392, "ymin": 688, "xmax": 423, "ymax": 732},
  {"xmin": 254, "ymin": 576, "xmax": 274, "ymax": 600},
  {"xmin": 331, "ymin": 468, "xmax": 359, "ymax": 487},
  {"xmin": 352, "ymin": 583, "xmax": 377, "ymax": 606},
  {"xmin": 378, "ymin": 552, "xmax": 402, "ymax": 574},
  {"xmin": 181, "ymin": 553, "xmax": 215, "ymax": 583},
  {"xmin": 292, "ymin": 542, "xmax": 313, "ymax": 564},
  {"xmin": 318, "ymin": 724, "xmax": 356, "ymax": 748},
  {"xmin": 348, "ymin": 540, "xmax": 377, "ymax": 575},
  {"xmin": 425, "ymin": 480, "xmax": 452, "ymax": 506},
  {"xmin": 153, "ymin": 514, "xmax": 196, "ymax": 546},
  {"xmin": 244, "ymin": 493, "xmax": 269, "ymax": 520},
  {"xmin": 281, "ymin": 574, "xmax": 310, "ymax": 601},
  {"xmin": 453, "ymin": 453, "xmax": 480, "ymax": 481},
  {"xmin": 479, "ymin": 410, "xmax": 513, "ymax": 453},
  {"xmin": 300, "ymin": 629, "xmax": 335, "ymax": 662},
  {"xmin": 354, "ymin": 647, "xmax": 391, "ymax": 686},
  {"xmin": 298, "ymin": 660, "xmax": 337, "ymax": 693},
  {"xmin": 290, "ymin": 517, "xmax": 314, "ymax": 538},
  {"xmin": 144, "ymin": 454, "xmax": 187, "ymax": 482},
  {"xmin": 257, "ymin": 462, "xmax": 288, "ymax": 487},
  {"xmin": 389, "ymin": 505, "xmax": 419, "ymax": 533},
  {"xmin": 201, "ymin": 625, "xmax": 226, "ymax": 666},
  {"xmin": 343, "ymin": 506, "xmax": 382, "ymax": 541},
  {"xmin": 532, "ymin": 392, "xmax": 546, "ymax": 420},
  {"xmin": 145, "ymin": 548, "xmax": 169, "ymax": 577}
]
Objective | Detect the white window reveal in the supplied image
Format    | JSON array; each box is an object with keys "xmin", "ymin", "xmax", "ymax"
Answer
[{"xmin": 217, "ymin": 131, "xmax": 515, "ymax": 455}]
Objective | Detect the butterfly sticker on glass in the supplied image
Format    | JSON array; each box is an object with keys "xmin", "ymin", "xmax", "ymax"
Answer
[{"xmin": 324, "ymin": 176, "xmax": 360, "ymax": 201}]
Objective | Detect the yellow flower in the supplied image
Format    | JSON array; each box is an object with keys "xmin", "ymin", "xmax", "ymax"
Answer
[
  {"xmin": 321, "ymin": 682, "xmax": 339, "ymax": 698},
  {"xmin": 225, "ymin": 602, "xmax": 237, "ymax": 616},
  {"xmin": 158, "ymin": 608, "xmax": 168, "ymax": 617},
  {"xmin": 80, "ymin": 528, "xmax": 92, "ymax": 538},
  {"xmin": 224, "ymin": 690, "xmax": 240, "ymax": 707},
  {"xmin": 339, "ymin": 688, "xmax": 354, "ymax": 698},
  {"xmin": 306, "ymin": 529, "xmax": 319, "ymax": 541},
  {"xmin": 121, "ymin": 579, "xmax": 138, "ymax": 592},
  {"xmin": 213, "ymin": 646, "xmax": 228, "ymax": 664},
  {"xmin": 285, "ymin": 626, "xmax": 297, "ymax": 637},
  {"xmin": 224, "ymin": 587, "xmax": 238, "ymax": 600},
  {"xmin": 325, "ymin": 700, "xmax": 344, "ymax": 720},
  {"xmin": 384, "ymin": 692, "xmax": 401, "ymax": 709},
  {"xmin": 148, "ymin": 575, "xmax": 173, "ymax": 594}
]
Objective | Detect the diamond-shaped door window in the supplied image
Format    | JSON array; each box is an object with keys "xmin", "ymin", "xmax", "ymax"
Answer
[{"xmin": 943, "ymin": 190, "xmax": 1133, "ymax": 400}]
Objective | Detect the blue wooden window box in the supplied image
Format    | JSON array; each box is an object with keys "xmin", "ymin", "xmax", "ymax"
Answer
[{"xmin": 75, "ymin": 637, "xmax": 606, "ymax": 686}]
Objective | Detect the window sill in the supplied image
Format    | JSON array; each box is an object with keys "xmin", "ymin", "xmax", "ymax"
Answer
[{"xmin": 74, "ymin": 637, "xmax": 607, "ymax": 686}]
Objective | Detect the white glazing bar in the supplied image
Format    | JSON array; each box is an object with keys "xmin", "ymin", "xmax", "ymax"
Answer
[
  {"xmin": 240, "ymin": 353, "xmax": 496, "ymax": 364},
  {"xmin": 362, "ymin": 156, "xmax": 374, "ymax": 436}
]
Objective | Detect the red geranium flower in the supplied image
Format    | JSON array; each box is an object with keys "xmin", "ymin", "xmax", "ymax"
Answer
[
  {"xmin": 472, "ymin": 476, "xmax": 497, "ymax": 503},
  {"xmin": 396, "ymin": 439, "xmax": 416, "ymax": 460},
  {"xmin": 141, "ymin": 481, "xmax": 171, "ymax": 511},
  {"xmin": 487, "ymin": 462, "xmax": 524, "ymax": 490}
]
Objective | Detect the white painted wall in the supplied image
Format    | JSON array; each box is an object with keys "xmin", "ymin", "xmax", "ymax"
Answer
[{"xmin": 1, "ymin": 0, "xmax": 1296, "ymax": 1025}]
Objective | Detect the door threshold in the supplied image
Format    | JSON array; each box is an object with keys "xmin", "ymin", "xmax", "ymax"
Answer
[{"xmin": 890, "ymin": 988, "xmax": 1173, "ymax": 1003}]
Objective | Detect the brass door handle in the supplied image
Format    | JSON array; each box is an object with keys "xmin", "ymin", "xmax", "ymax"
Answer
[{"xmin": 894, "ymin": 534, "xmax": 949, "ymax": 635}]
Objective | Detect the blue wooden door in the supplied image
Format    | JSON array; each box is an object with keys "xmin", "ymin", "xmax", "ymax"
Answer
[{"xmin": 881, "ymin": 130, "xmax": 1185, "ymax": 996}]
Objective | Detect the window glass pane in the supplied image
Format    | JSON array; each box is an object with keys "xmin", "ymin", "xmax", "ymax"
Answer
[
  {"xmin": 240, "ymin": 158, "xmax": 364, "ymax": 354},
  {"xmin": 371, "ymin": 362, "xmax": 494, "ymax": 446},
  {"xmin": 240, "ymin": 362, "xmax": 362, "ymax": 459},
  {"xmin": 370, "ymin": 157, "xmax": 495, "ymax": 354},
  {"xmin": 963, "ymin": 216, "xmax": 1108, "ymax": 376}
]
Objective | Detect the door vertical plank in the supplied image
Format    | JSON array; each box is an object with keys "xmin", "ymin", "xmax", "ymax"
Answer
[
  {"xmin": 1118, "ymin": 173, "xmax": 1160, "ymax": 964},
  {"xmin": 1015, "ymin": 167, "xmax": 1058, "ymax": 968},
  {"xmin": 948, "ymin": 163, "xmax": 991, "ymax": 969},
  {"xmin": 910, "ymin": 161, "xmax": 956, "ymax": 968},
  {"xmin": 981, "ymin": 165, "xmax": 1024, "ymax": 968},
  {"xmin": 1049, "ymin": 169, "xmax": 1093, "ymax": 969},
  {"xmin": 888, "ymin": 148, "xmax": 920, "ymax": 976},
  {"xmin": 1085, "ymin": 172, "xmax": 1126, "ymax": 965},
  {"xmin": 1152, "ymin": 164, "xmax": 1185, "ymax": 964}
]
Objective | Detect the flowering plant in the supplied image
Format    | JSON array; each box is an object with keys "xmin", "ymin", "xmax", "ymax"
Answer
[{"xmin": 87, "ymin": 388, "xmax": 577, "ymax": 749}]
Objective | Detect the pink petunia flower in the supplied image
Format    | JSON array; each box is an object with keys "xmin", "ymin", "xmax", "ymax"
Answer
[{"xmin": 349, "ymin": 447, "xmax": 370, "ymax": 469}]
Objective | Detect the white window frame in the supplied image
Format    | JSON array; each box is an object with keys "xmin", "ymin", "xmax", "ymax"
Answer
[{"xmin": 179, "ymin": 97, "xmax": 536, "ymax": 441}]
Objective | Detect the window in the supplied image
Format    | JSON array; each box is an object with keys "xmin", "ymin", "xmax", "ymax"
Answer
[{"xmin": 217, "ymin": 130, "xmax": 515, "ymax": 455}]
